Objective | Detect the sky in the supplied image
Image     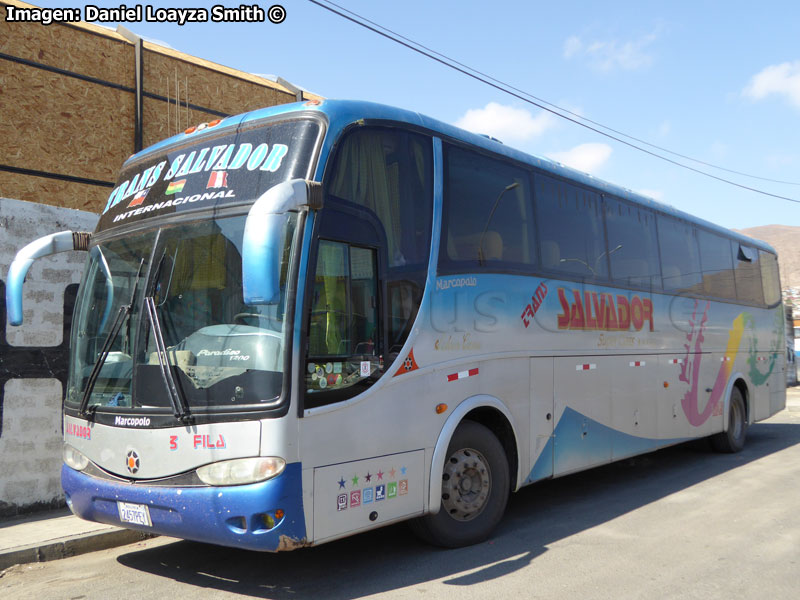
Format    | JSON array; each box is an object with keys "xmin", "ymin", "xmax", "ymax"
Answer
[{"xmin": 23, "ymin": 0, "xmax": 800, "ymax": 230}]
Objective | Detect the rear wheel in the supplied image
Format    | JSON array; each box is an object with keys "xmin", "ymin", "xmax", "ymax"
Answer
[
  {"xmin": 711, "ymin": 387, "xmax": 748, "ymax": 453},
  {"xmin": 410, "ymin": 420, "xmax": 510, "ymax": 548}
]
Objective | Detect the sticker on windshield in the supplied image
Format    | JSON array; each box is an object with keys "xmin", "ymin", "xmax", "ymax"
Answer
[
  {"xmin": 111, "ymin": 189, "xmax": 236, "ymax": 224},
  {"xmin": 206, "ymin": 171, "xmax": 228, "ymax": 189}
]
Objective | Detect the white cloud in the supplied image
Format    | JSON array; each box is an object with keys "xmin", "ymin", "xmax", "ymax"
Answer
[
  {"xmin": 563, "ymin": 35, "xmax": 583, "ymax": 59},
  {"xmin": 454, "ymin": 102, "xmax": 556, "ymax": 144},
  {"xmin": 546, "ymin": 143, "xmax": 613, "ymax": 174},
  {"xmin": 743, "ymin": 61, "xmax": 800, "ymax": 109},
  {"xmin": 765, "ymin": 153, "xmax": 800, "ymax": 168},
  {"xmin": 563, "ymin": 32, "xmax": 657, "ymax": 72}
]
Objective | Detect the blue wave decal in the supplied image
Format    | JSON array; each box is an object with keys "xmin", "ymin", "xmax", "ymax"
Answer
[{"xmin": 528, "ymin": 407, "xmax": 686, "ymax": 482}]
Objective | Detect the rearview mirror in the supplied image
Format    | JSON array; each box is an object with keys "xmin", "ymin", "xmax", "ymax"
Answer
[
  {"xmin": 242, "ymin": 179, "xmax": 321, "ymax": 305},
  {"xmin": 6, "ymin": 231, "xmax": 91, "ymax": 326}
]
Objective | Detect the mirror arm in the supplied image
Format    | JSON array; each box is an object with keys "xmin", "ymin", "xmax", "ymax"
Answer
[{"xmin": 6, "ymin": 230, "xmax": 92, "ymax": 326}]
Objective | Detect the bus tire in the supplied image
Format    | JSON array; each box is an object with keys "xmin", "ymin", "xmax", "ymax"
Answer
[
  {"xmin": 410, "ymin": 420, "xmax": 509, "ymax": 548},
  {"xmin": 711, "ymin": 387, "xmax": 748, "ymax": 453}
]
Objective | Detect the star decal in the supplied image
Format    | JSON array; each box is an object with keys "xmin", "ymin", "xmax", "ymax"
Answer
[
  {"xmin": 365, "ymin": 472, "xmax": 372, "ymax": 482},
  {"xmin": 400, "ymin": 466, "xmax": 407, "ymax": 475},
  {"xmin": 377, "ymin": 470, "xmax": 384, "ymax": 480},
  {"xmin": 338, "ymin": 477, "xmax": 346, "ymax": 489},
  {"xmin": 351, "ymin": 474, "xmax": 360, "ymax": 486},
  {"xmin": 389, "ymin": 467, "xmax": 396, "ymax": 478}
]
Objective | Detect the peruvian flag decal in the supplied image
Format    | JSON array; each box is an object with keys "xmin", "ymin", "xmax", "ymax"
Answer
[{"xmin": 206, "ymin": 171, "xmax": 228, "ymax": 189}]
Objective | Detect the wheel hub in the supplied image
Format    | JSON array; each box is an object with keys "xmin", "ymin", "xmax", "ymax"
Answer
[{"xmin": 442, "ymin": 447, "xmax": 492, "ymax": 521}]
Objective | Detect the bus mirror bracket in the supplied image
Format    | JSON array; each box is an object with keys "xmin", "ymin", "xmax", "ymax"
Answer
[
  {"xmin": 6, "ymin": 231, "xmax": 92, "ymax": 326},
  {"xmin": 242, "ymin": 179, "xmax": 321, "ymax": 305}
]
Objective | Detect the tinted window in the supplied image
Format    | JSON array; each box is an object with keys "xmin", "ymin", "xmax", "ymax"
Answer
[
  {"xmin": 605, "ymin": 197, "xmax": 661, "ymax": 289},
  {"xmin": 657, "ymin": 216, "xmax": 701, "ymax": 293},
  {"xmin": 306, "ymin": 241, "xmax": 380, "ymax": 406},
  {"xmin": 698, "ymin": 230, "xmax": 736, "ymax": 299},
  {"xmin": 327, "ymin": 127, "xmax": 433, "ymax": 364},
  {"xmin": 535, "ymin": 174, "xmax": 607, "ymax": 280},
  {"xmin": 440, "ymin": 145, "xmax": 535, "ymax": 271},
  {"xmin": 329, "ymin": 128, "xmax": 433, "ymax": 269},
  {"xmin": 760, "ymin": 250, "xmax": 781, "ymax": 306},
  {"xmin": 734, "ymin": 244, "xmax": 764, "ymax": 305}
]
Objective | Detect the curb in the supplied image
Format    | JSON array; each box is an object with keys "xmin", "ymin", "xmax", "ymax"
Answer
[{"xmin": 0, "ymin": 528, "xmax": 155, "ymax": 572}]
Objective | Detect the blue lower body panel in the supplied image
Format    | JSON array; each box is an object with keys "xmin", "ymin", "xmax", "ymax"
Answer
[
  {"xmin": 527, "ymin": 408, "xmax": 687, "ymax": 483},
  {"xmin": 62, "ymin": 462, "xmax": 306, "ymax": 552}
]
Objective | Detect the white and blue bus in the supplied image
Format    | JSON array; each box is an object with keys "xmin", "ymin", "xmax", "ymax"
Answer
[{"xmin": 7, "ymin": 100, "xmax": 787, "ymax": 550}]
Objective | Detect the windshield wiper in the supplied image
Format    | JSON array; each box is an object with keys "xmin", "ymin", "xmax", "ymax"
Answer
[
  {"xmin": 144, "ymin": 295, "xmax": 192, "ymax": 423},
  {"xmin": 80, "ymin": 258, "xmax": 144, "ymax": 417}
]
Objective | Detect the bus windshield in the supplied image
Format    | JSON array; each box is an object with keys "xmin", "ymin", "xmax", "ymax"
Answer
[{"xmin": 66, "ymin": 211, "xmax": 297, "ymax": 414}]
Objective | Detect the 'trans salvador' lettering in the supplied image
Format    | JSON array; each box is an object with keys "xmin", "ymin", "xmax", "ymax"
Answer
[
  {"xmin": 104, "ymin": 142, "xmax": 289, "ymax": 213},
  {"xmin": 557, "ymin": 288, "xmax": 654, "ymax": 332}
]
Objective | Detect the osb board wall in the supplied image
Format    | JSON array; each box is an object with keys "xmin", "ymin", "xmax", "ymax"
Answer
[
  {"xmin": 144, "ymin": 48, "xmax": 296, "ymax": 121},
  {"xmin": 0, "ymin": 172, "xmax": 108, "ymax": 213},
  {"xmin": 0, "ymin": 8, "xmax": 135, "ymax": 89},
  {"xmin": 142, "ymin": 97, "xmax": 227, "ymax": 150},
  {"xmin": 1, "ymin": 1, "xmax": 314, "ymax": 214},
  {"xmin": 2, "ymin": 60, "xmax": 133, "ymax": 182}
]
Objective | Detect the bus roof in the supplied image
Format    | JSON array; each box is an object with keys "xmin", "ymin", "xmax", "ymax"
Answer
[{"xmin": 125, "ymin": 99, "xmax": 775, "ymax": 255}]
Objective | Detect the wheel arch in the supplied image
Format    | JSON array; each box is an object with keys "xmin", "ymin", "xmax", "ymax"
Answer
[
  {"xmin": 723, "ymin": 373, "xmax": 751, "ymax": 431},
  {"xmin": 427, "ymin": 394, "xmax": 521, "ymax": 515}
]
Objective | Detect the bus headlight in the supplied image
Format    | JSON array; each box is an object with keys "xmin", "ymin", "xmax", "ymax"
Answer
[
  {"xmin": 196, "ymin": 457, "xmax": 285, "ymax": 486},
  {"xmin": 63, "ymin": 444, "xmax": 89, "ymax": 471}
]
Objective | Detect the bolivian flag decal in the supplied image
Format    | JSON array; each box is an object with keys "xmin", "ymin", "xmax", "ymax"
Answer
[{"xmin": 165, "ymin": 179, "xmax": 186, "ymax": 195}]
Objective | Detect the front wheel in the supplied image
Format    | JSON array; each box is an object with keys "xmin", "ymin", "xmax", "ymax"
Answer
[
  {"xmin": 410, "ymin": 420, "xmax": 510, "ymax": 548},
  {"xmin": 711, "ymin": 387, "xmax": 748, "ymax": 453}
]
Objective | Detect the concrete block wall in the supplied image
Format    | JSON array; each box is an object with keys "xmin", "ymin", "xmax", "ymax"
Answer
[{"xmin": 0, "ymin": 197, "xmax": 98, "ymax": 518}]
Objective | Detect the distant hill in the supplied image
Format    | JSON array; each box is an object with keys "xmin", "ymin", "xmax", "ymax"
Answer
[{"xmin": 735, "ymin": 225, "xmax": 800, "ymax": 289}]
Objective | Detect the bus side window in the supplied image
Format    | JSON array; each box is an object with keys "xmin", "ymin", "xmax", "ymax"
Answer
[
  {"xmin": 760, "ymin": 250, "xmax": 780, "ymax": 307},
  {"xmin": 657, "ymin": 215, "xmax": 701, "ymax": 293},
  {"xmin": 604, "ymin": 197, "xmax": 662, "ymax": 290},
  {"xmin": 324, "ymin": 127, "xmax": 433, "ymax": 376},
  {"xmin": 439, "ymin": 144, "xmax": 535, "ymax": 273},
  {"xmin": 697, "ymin": 229, "xmax": 737, "ymax": 300},
  {"xmin": 535, "ymin": 174, "xmax": 606, "ymax": 280},
  {"xmin": 734, "ymin": 243, "xmax": 764, "ymax": 305}
]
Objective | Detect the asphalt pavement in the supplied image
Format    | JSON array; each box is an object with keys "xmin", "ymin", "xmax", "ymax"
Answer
[{"xmin": 2, "ymin": 385, "xmax": 799, "ymax": 573}]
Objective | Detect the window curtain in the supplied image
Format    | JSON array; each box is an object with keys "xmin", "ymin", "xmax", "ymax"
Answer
[{"xmin": 330, "ymin": 131, "xmax": 403, "ymax": 265}]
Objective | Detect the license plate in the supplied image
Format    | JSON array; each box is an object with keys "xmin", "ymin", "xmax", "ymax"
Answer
[{"xmin": 117, "ymin": 501, "xmax": 152, "ymax": 527}]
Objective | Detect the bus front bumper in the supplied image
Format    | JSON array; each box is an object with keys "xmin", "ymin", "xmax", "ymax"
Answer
[{"xmin": 61, "ymin": 462, "xmax": 307, "ymax": 552}]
